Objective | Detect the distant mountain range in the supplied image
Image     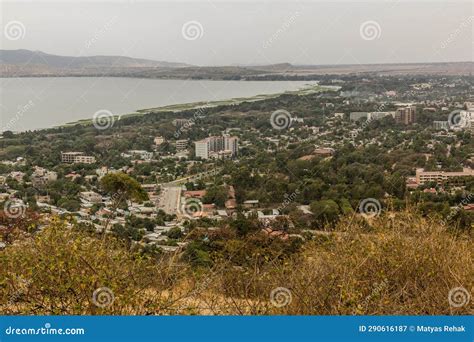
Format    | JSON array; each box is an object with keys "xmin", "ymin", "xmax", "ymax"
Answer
[
  {"xmin": 0, "ymin": 49, "xmax": 190, "ymax": 69},
  {"xmin": 0, "ymin": 49, "xmax": 472, "ymax": 79}
]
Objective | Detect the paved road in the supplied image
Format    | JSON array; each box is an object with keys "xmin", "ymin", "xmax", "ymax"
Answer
[{"xmin": 157, "ymin": 186, "xmax": 181, "ymax": 215}]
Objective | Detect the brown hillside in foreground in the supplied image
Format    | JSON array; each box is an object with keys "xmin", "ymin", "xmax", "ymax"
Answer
[{"xmin": 0, "ymin": 212, "xmax": 472, "ymax": 315}]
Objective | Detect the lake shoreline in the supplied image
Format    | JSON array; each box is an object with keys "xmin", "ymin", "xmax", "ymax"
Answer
[
  {"xmin": 58, "ymin": 83, "xmax": 339, "ymax": 128},
  {"xmin": 0, "ymin": 78, "xmax": 337, "ymax": 132}
]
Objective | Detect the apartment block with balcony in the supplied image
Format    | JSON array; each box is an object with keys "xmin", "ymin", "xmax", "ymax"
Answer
[
  {"xmin": 194, "ymin": 134, "xmax": 239, "ymax": 160},
  {"xmin": 61, "ymin": 152, "xmax": 96, "ymax": 164},
  {"xmin": 415, "ymin": 168, "xmax": 474, "ymax": 185},
  {"xmin": 395, "ymin": 106, "xmax": 416, "ymax": 125}
]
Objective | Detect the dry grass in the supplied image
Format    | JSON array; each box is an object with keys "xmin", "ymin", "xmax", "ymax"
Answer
[{"xmin": 0, "ymin": 212, "xmax": 472, "ymax": 315}]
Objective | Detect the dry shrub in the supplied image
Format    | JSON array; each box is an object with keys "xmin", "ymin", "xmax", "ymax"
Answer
[
  {"xmin": 201, "ymin": 211, "xmax": 473, "ymax": 315},
  {"xmin": 1, "ymin": 211, "xmax": 472, "ymax": 315},
  {"xmin": 0, "ymin": 218, "xmax": 190, "ymax": 314}
]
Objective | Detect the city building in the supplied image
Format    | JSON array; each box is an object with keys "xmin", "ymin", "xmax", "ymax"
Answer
[
  {"xmin": 459, "ymin": 110, "xmax": 474, "ymax": 132},
  {"xmin": 172, "ymin": 119, "xmax": 190, "ymax": 128},
  {"xmin": 415, "ymin": 168, "xmax": 474, "ymax": 185},
  {"xmin": 61, "ymin": 152, "xmax": 96, "ymax": 164},
  {"xmin": 367, "ymin": 112, "xmax": 394, "ymax": 121},
  {"xmin": 80, "ymin": 191, "xmax": 103, "ymax": 204},
  {"xmin": 194, "ymin": 134, "xmax": 239, "ymax": 160},
  {"xmin": 433, "ymin": 121, "xmax": 449, "ymax": 130},
  {"xmin": 194, "ymin": 140, "xmax": 209, "ymax": 159},
  {"xmin": 464, "ymin": 102, "xmax": 474, "ymax": 110},
  {"xmin": 313, "ymin": 147, "xmax": 335, "ymax": 157},
  {"xmin": 395, "ymin": 106, "xmax": 416, "ymax": 125},
  {"xmin": 349, "ymin": 112, "xmax": 368, "ymax": 121},
  {"xmin": 154, "ymin": 136, "xmax": 165, "ymax": 145},
  {"xmin": 175, "ymin": 140, "xmax": 188, "ymax": 151},
  {"xmin": 9, "ymin": 171, "xmax": 26, "ymax": 183},
  {"xmin": 31, "ymin": 167, "xmax": 57, "ymax": 186},
  {"xmin": 121, "ymin": 150, "xmax": 153, "ymax": 160}
]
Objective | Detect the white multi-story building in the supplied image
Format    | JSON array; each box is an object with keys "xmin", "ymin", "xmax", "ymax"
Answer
[
  {"xmin": 194, "ymin": 134, "xmax": 239, "ymax": 160},
  {"xmin": 367, "ymin": 112, "xmax": 394, "ymax": 121},
  {"xmin": 433, "ymin": 121, "xmax": 449, "ymax": 130},
  {"xmin": 80, "ymin": 191, "xmax": 103, "ymax": 204},
  {"xmin": 121, "ymin": 150, "xmax": 153, "ymax": 160},
  {"xmin": 415, "ymin": 168, "xmax": 474, "ymax": 185},
  {"xmin": 195, "ymin": 140, "xmax": 209, "ymax": 159},
  {"xmin": 61, "ymin": 152, "xmax": 96, "ymax": 164},
  {"xmin": 459, "ymin": 110, "xmax": 474, "ymax": 132},
  {"xmin": 175, "ymin": 140, "xmax": 188, "ymax": 151},
  {"xmin": 223, "ymin": 134, "xmax": 238, "ymax": 156},
  {"xmin": 74, "ymin": 155, "xmax": 96, "ymax": 164},
  {"xmin": 349, "ymin": 112, "xmax": 368, "ymax": 121}
]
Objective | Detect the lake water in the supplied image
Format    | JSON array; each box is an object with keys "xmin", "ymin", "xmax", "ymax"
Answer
[{"xmin": 0, "ymin": 77, "xmax": 315, "ymax": 132}]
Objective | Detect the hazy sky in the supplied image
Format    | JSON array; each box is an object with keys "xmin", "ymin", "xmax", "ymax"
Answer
[{"xmin": 1, "ymin": 0, "xmax": 472, "ymax": 66}]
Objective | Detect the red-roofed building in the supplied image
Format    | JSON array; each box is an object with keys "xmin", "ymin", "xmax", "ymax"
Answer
[{"xmin": 184, "ymin": 190, "xmax": 207, "ymax": 199}]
